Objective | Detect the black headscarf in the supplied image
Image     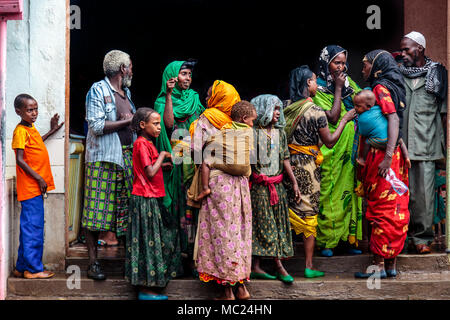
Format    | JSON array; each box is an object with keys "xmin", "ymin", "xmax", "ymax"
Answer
[
  {"xmin": 364, "ymin": 49, "xmax": 406, "ymax": 138},
  {"xmin": 364, "ymin": 49, "xmax": 406, "ymax": 112},
  {"xmin": 318, "ymin": 45, "xmax": 354, "ymax": 99},
  {"xmin": 289, "ymin": 65, "xmax": 313, "ymax": 103}
]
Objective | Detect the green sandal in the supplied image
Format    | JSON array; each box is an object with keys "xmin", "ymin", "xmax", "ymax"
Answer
[
  {"xmin": 304, "ymin": 268, "xmax": 325, "ymax": 278},
  {"xmin": 275, "ymin": 272, "xmax": 294, "ymax": 284},
  {"xmin": 250, "ymin": 272, "xmax": 277, "ymax": 280}
]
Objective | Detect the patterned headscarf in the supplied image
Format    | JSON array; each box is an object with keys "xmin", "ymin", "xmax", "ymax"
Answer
[
  {"xmin": 250, "ymin": 94, "xmax": 286, "ymax": 128},
  {"xmin": 318, "ymin": 45, "xmax": 354, "ymax": 99}
]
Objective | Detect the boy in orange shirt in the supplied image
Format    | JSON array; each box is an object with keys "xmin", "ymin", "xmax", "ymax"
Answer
[{"xmin": 12, "ymin": 94, "xmax": 64, "ymax": 279}]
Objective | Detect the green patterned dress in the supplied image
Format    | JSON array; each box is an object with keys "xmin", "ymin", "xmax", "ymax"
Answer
[
  {"xmin": 125, "ymin": 195, "xmax": 183, "ymax": 287},
  {"xmin": 125, "ymin": 137, "xmax": 183, "ymax": 288},
  {"xmin": 312, "ymin": 77, "xmax": 363, "ymax": 249},
  {"xmin": 250, "ymin": 128, "xmax": 293, "ymax": 258}
]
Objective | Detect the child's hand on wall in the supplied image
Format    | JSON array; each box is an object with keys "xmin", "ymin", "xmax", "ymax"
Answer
[{"xmin": 50, "ymin": 113, "xmax": 64, "ymax": 133}]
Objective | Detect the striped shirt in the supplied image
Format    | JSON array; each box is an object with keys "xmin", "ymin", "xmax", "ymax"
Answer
[{"xmin": 85, "ymin": 77, "xmax": 136, "ymax": 167}]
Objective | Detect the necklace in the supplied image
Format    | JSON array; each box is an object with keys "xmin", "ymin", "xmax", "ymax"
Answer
[{"xmin": 259, "ymin": 125, "xmax": 276, "ymax": 150}]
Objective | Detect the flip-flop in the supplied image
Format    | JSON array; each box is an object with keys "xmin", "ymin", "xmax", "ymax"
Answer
[
  {"xmin": 98, "ymin": 240, "xmax": 119, "ymax": 247},
  {"xmin": 321, "ymin": 249, "xmax": 333, "ymax": 257}
]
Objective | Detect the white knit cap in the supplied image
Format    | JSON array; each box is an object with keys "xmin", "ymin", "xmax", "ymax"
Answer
[{"xmin": 404, "ymin": 31, "xmax": 426, "ymax": 48}]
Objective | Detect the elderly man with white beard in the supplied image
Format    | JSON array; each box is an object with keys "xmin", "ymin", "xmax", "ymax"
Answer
[{"xmin": 81, "ymin": 50, "xmax": 136, "ymax": 280}]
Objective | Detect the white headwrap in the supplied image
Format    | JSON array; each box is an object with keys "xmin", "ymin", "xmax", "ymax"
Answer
[{"xmin": 404, "ymin": 31, "xmax": 426, "ymax": 48}]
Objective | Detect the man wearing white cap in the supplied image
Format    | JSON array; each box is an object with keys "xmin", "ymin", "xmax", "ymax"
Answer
[{"xmin": 400, "ymin": 31, "xmax": 448, "ymax": 254}]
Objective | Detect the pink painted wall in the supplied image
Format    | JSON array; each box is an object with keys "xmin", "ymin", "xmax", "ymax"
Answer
[
  {"xmin": 404, "ymin": 0, "xmax": 448, "ymax": 66},
  {"xmin": 0, "ymin": 18, "xmax": 6, "ymax": 301},
  {"xmin": 0, "ymin": 0, "xmax": 23, "ymax": 301}
]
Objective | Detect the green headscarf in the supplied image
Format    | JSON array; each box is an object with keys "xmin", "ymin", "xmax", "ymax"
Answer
[
  {"xmin": 154, "ymin": 61, "xmax": 204, "ymax": 209},
  {"xmin": 154, "ymin": 60, "xmax": 205, "ymax": 153}
]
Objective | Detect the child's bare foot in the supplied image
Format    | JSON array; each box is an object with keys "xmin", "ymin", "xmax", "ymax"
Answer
[
  {"xmin": 275, "ymin": 265, "xmax": 289, "ymax": 277},
  {"xmin": 356, "ymin": 158, "xmax": 366, "ymax": 167},
  {"xmin": 197, "ymin": 188, "xmax": 211, "ymax": 200},
  {"xmin": 98, "ymin": 231, "xmax": 118, "ymax": 246},
  {"xmin": 214, "ymin": 286, "xmax": 235, "ymax": 300},
  {"xmin": 235, "ymin": 284, "xmax": 250, "ymax": 300}
]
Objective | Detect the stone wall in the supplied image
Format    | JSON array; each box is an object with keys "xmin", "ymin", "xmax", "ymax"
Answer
[
  {"xmin": 5, "ymin": 0, "xmax": 67, "ymax": 272},
  {"xmin": 404, "ymin": 0, "xmax": 447, "ymax": 66}
]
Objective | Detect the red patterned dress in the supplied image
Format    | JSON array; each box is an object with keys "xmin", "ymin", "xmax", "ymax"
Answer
[{"xmin": 361, "ymin": 84, "xmax": 410, "ymax": 258}]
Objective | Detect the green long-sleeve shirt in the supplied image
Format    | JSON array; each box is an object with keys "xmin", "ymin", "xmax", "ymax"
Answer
[{"xmin": 403, "ymin": 76, "xmax": 447, "ymax": 161}]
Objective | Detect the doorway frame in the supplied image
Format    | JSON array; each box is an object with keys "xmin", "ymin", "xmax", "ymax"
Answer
[{"xmin": 64, "ymin": 0, "xmax": 71, "ymax": 259}]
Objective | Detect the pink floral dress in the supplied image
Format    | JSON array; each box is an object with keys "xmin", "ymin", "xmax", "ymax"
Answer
[{"xmin": 193, "ymin": 115, "xmax": 252, "ymax": 285}]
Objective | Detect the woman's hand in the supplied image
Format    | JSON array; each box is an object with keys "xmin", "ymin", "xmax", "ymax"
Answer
[
  {"xmin": 293, "ymin": 182, "xmax": 302, "ymax": 204},
  {"xmin": 378, "ymin": 155, "xmax": 392, "ymax": 177},
  {"xmin": 342, "ymin": 108, "xmax": 356, "ymax": 123},
  {"xmin": 166, "ymin": 77, "xmax": 177, "ymax": 95},
  {"xmin": 334, "ymin": 72, "xmax": 346, "ymax": 90}
]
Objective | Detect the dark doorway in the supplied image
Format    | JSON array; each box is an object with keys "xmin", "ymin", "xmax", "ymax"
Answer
[{"xmin": 69, "ymin": 0, "xmax": 404, "ymax": 135}]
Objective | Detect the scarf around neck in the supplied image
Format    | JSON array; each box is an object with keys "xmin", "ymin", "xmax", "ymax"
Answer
[{"xmin": 400, "ymin": 56, "xmax": 448, "ymax": 102}]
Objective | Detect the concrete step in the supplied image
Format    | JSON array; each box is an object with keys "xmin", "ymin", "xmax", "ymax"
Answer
[
  {"xmin": 65, "ymin": 253, "xmax": 450, "ymax": 276},
  {"xmin": 7, "ymin": 271, "xmax": 450, "ymax": 300},
  {"xmin": 261, "ymin": 253, "xmax": 450, "ymax": 275},
  {"xmin": 7, "ymin": 273, "xmax": 136, "ymax": 300}
]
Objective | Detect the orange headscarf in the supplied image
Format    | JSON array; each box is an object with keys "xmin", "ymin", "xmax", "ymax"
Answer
[{"xmin": 189, "ymin": 80, "xmax": 240, "ymax": 137}]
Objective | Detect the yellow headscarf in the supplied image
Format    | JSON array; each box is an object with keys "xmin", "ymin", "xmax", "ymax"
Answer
[{"xmin": 189, "ymin": 80, "xmax": 240, "ymax": 137}]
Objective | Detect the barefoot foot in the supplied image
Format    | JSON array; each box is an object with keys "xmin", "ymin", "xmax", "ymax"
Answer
[{"xmin": 197, "ymin": 188, "xmax": 211, "ymax": 200}]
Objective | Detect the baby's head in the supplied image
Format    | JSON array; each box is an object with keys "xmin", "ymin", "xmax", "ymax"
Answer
[
  {"xmin": 353, "ymin": 90, "xmax": 376, "ymax": 115},
  {"xmin": 231, "ymin": 100, "xmax": 257, "ymax": 127},
  {"xmin": 14, "ymin": 94, "xmax": 38, "ymax": 125}
]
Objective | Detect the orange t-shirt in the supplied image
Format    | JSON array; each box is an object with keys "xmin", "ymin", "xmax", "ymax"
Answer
[{"xmin": 12, "ymin": 124, "xmax": 55, "ymax": 201}]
